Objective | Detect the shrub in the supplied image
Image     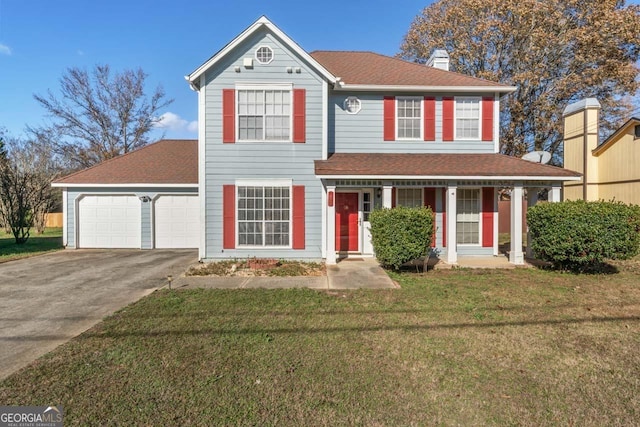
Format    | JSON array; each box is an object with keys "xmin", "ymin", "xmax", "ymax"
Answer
[
  {"xmin": 369, "ymin": 206, "xmax": 434, "ymax": 270},
  {"xmin": 527, "ymin": 200, "xmax": 640, "ymax": 272}
]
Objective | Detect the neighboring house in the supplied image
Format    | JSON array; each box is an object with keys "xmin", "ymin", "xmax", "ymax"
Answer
[
  {"xmin": 563, "ymin": 98, "xmax": 640, "ymax": 204},
  {"xmin": 53, "ymin": 16, "xmax": 580, "ymax": 265}
]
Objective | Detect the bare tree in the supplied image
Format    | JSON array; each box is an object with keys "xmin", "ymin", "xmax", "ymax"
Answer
[
  {"xmin": 0, "ymin": 135, "xmax": 60, "ymax": 243},
  {"xmin": 30, "ymin": 65, "xmax": 173, "ymax": 169},
  {"xmin": 400, "ymin": 0, "xmax": 640, "ymax": 162}
]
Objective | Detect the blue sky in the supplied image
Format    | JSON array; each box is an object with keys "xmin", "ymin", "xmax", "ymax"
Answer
[{"xmin": 0, "ymin": 0, "xmax": 430, "ymax": 140}]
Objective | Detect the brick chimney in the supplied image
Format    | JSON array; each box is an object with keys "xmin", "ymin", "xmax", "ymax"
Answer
[{"xmin": 562, "ymin": 98, "xmax": 601, "ymax": 201}]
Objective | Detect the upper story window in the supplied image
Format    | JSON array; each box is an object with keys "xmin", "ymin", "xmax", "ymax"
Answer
[
  {"xmin": 255, "ymin": 46, "xmax": 274, "ymax": 64},
  {"xmin": 396, "ymin": 188, "xmax": 423, "ymax": 208},
  {"xmin": 397, "ymin": 97, "xmax": 422, "ymax": 139},
  {"xmin": 344, "ymin": 96, "xmax": 361, "ymax": 114},
  {"xmin": 455, "ymin": 97, "xmax": 481, "ymax": 140},
  {"xmin": 237, "ymin": 88, "xmax": 291, "ymax": 141}
]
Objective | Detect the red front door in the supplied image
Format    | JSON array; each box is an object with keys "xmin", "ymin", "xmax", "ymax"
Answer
[{"xmin": 335, "ymin": 192, "xmax": 359, "ymax": 252}]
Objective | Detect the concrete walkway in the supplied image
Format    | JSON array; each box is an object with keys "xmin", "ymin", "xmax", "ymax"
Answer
[{"xmin": 173, "ymin": 257, "xmax": 398, "ymax": 290}]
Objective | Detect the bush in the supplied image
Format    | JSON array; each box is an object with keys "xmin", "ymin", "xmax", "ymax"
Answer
[
  {"xmin": 369, "ymin": 206, "xmax": 434, "ymax": 270},
  {"xmin": 527, "ymin": 200, "xmax": 640, "ymax": 272}
]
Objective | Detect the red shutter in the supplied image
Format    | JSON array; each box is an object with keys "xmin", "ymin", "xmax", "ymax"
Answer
[
  {"xmin": 482, "ymin": 187, "xmax": 494, "ymax": 248},
  {"xmin": 222, "ymin": 89, "xmax": 235, "ymax": 143},
  {"xmin": 383, "ymin": 96, "xmax": 395, "ymax": 141},
  {"xmin": 442, "ymin": 97, "xmax": 454, "ymax": 141},
  {"xmin": 292, "ymin": 185, "xmax": 305, "ymax": 249},
  {"xmin": 223, "ymin": 185, "xmax": 235, "ymax": 249},
  {"xmin": 441, "ymin": 188, "xmax": 447, "ymax": 248},
  {"xmin": 293, "ymin": 89, "xmax": 306, "ymax": 143},
  {"xmin": 482, "ymin": 97, "xmax": 494, "ymax": 141},
  {"xmin": 391, "ymin": 187, "xmax": 396, "ymax": 208},
  {"xmin": 424, "ymin": 97, "xmax": 436, "ymax": 141},
  {"xmin": 424, "ymin": 188, "xmax": 437, "ymax": 247}
]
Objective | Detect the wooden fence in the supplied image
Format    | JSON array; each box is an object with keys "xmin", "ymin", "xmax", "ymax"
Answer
[{"xmin": 45, "ymin": 213, "xmax": 64, "ymax": 228}]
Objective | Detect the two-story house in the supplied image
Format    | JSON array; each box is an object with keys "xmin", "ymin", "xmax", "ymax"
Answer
[{"xmin": 53, "ymin": 16, "xmax": 580, "ymax": 265}]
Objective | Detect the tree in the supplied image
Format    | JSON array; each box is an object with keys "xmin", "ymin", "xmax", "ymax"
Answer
[
  {"xmin": 400, "ymin": 0, "xmax": 640, "ymax": 161},
  {"xmin": 0, "ymin": 135, "xmax": 60, "ymax": 243},
  {"xmin": 30, "ymin": 65, "xmax": 173, "ymax": 169}
]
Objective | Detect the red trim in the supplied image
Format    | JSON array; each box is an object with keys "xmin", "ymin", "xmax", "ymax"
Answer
[
  {"xmin": 391, "ymin": 187, "xmax": 396, "ymax": 208},
  {"xmin": 222, "ymin": 89, "xmax": 235, "ymax": 143},
  {"xmin": 482, "ymin": 187, "xmax": 494, "ymax": 247},
  {"xmin": 292, "ymin": 185, "xmax": 305, "ymax": 249},
  {"xmin": 424, "ymin": 187, "xmax": 437, "ymax": 247},
  {"xmin": 223, "ymin": 185, "xmax": 235, "ymax": 249},
  {"xmin": 482, "ymin": 97, "xmax": 494, "ymax": 141},
  {"xmin": 442, "ymin": 97, "xmax": 454, "ymax": 141},
  {"xmin": 442, "ymin": 188, "xmax": 447, "ymax": 248},
  {"xmin": 424, "ymin": 97, "xmax": 436, "ymax": 141},
  {"xmin": 383, "ymin": 96, "xmax": 395, "ymax": 141},
  {"xmin": 328, "ymin": 191, "xmax": 334, "ymax": 207},
  {"xmin": 293, "ymin": 89, "xmax": 306, "ymax": 143}
]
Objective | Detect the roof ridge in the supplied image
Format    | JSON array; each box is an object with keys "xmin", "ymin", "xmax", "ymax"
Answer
[{"xmin": 53, "ymin": 139, "xmax": 196, "ymax": 184}]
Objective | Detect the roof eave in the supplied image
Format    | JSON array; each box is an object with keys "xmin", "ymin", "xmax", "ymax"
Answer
[
  {"xmin": 51, "ymin": 183, "xmax": 198, "ymax": 188},
  {"xmin": 186, "ymin": 16, "xmax": 337, "ymax": 90},
  {"xmin": 333, "ymin": 83, "xmax": 517, "ymax": 94},
  {"xmin": 592, "ymin": 117, "xmax": 640, "ymax": 156},
  {"xmin": 314, "ymin": 173, "xmax": 580, "ymax": 181}
]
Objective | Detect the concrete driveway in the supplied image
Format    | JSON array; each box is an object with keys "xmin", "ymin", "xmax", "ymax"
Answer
[{"xmin": 0, "ymin": 249, "xmax": 197, "ymax": 380}]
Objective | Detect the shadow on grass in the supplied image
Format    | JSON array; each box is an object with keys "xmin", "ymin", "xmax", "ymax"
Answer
[
  {"xmin": 0, "ymin": 235, "xmax": 63, "ymax": 259},
  {"xmin": 77, "ymin": 314, "xmax": 640, "ymax": 340}
]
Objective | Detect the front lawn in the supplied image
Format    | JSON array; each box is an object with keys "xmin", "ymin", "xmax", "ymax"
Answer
[
  {"xmin": 0, "ymin": 227, "xmax": 63, "ymax": 261},
  {"xmin": 1, "ymin": 264, "xmax": 639, "ymax": 425}
]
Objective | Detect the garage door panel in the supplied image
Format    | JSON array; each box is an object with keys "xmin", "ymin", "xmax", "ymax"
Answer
[
  {"xmin": 155, "ymin": 195, "xmax": 199, "ymax": 249},
  {"xmin": 78, "ymin": 196, "xmax": 141, "ymax": 248}
]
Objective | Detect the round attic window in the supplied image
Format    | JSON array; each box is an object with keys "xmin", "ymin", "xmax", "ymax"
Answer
[
  {"xmin": 255, "ymin": 46, "xmax": 274, "ymax": 64},
  {"xmin": 344, "ymin": 96, "xmax": 361, "ymax": 114}
]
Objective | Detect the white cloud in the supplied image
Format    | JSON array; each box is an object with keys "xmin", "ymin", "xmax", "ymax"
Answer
[
  {"xmin": 0, "ymin": 43, "xmax": 12, "ymax": 55},
  {"xmin": 155, "ymin": 112, "xmax": 198, "ymax": 133}
]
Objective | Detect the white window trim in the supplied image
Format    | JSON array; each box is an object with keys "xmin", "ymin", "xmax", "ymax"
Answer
[
  {"xmin": 395, "ymin": 96, "xmax": 423, "ymax": 141},
  {"xmin": 395, "ymin": 187, "xmax": 424, "ymax": 208},
  {"xmin": 456, "ymin": 187, "xmax": 482, "ymax": 246},
  {"xmin": 235, "ymin": 179, "xmax": 293, "ymax": 249},
  {"xmin": 343, "ymin": 96, "xmax": 361, "ymax": 114},
  {"xmin": 255, "ymin": 45, "xmax": 274, "ymax": 64},
  {"xmin": 235, "ymin": 83, "xmax": 294, "ymax": 143},
  {"xmin": 454, "ymin": 96, "xmax": 482, "ymax": 141}
]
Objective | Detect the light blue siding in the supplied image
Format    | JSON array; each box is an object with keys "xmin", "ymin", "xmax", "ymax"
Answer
[
  {"xmin": 65, "ymin": 187, "xmax": 197, "ymax": 249},
  {"xmin": 203, "ymin": 28, "xmax": 324, "ymax": 260},
  {"xmin": 329, "ymin": 93, "xmax": 495, "ymax": 154}
]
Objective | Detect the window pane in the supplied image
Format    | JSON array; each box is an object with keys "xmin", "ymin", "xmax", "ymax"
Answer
[{"xmin": 456, "ymin": 188, "xmax": 480, "ymax": 244}]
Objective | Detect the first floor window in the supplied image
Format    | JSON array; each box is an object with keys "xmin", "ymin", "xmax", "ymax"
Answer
[
  {"xmin": 397, "ymin": 97, "xmax": 421, "ymax": 139},
  {"xmin": 397, "ymin": 188, "xmax": 423, "ymax": 208},
  {"xmin": 237, "ymin": 186, "xmax": 290, "ymax": 246},
  {"xmin": 456, "ymin": 97, "xmax": 480, "ymax": 139},
  {"xmin": 238, "ymin": 89, "xmax": 291, "ymax": 141},
  {"xmin": 456, "ymin": 188, "xmax": 480, "ymax": 244}
]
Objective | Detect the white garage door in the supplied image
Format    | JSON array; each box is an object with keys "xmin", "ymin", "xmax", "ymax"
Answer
[
  {"xmin": 78, "ymin": 195, "xmax": 141, "ymax": 248},
  {"xmin": 154, "ymin": 195, "xmax": 200, "ymax": 248}
]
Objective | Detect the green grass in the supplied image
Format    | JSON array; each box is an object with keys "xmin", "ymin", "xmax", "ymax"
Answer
[
  {"xmin": 2, "ymin": 263, "xmax": 640, "ymax": 425},
  {"xmin": 0, "ymin": 227, "xmax": 63, "ymax": 261}
]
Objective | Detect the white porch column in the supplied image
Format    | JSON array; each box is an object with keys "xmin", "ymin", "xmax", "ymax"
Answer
[
  {"xmin": 510, "ymin": 183, "xmax": 524, "ymax": 265},
  {"xmin": 548, "ymin": 184, "xmax": 561, "ymax": 202},
  {"xmin": 526, "ymin": 188, "xmax": 539, "ymax": 258},
  {"xmin": 446, "ymin": 183, "xmax": 457, "ymax": 264},
  {"xmin": 326, "ymin": 186, "xmax": 337, "ymax": 265},
  {"xmin": 62, "ymin": 188, "xmax": 68, "ymax": 247},
  {"xmin": 382, "ymin": 184, "xmax": 393, "ymax": 209}
]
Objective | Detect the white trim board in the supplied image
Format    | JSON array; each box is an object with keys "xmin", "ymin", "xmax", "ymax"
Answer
[
  {"xmin": 52, "ymin": 183, "xmax": 198, "ymax": 188},
  {"xmin": 315, "ymin": 174, "xmax": 581, "ymax": 181}
]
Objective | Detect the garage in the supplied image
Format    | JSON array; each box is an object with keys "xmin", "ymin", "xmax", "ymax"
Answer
[
  {"xmin": 154, "ymin": 195, "xmax": 200, "ymax": 248},
  {"xmin": 78, "ymin": 195, "xmax": 141, "ymax": 248}
]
